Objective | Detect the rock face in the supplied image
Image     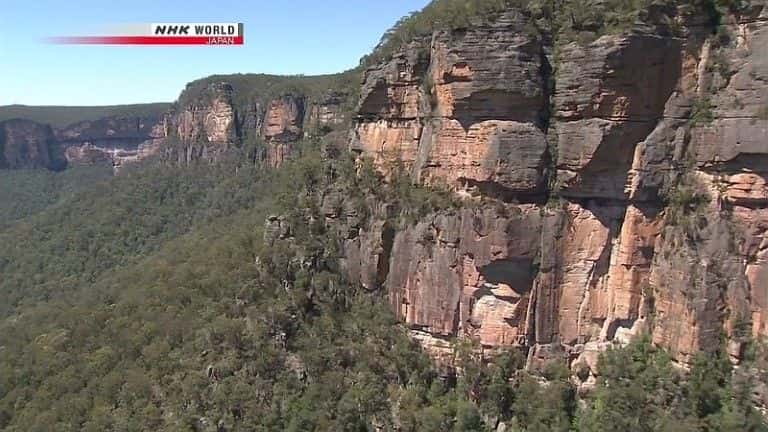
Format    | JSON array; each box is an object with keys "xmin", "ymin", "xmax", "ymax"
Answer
[
  {"xmin": 351, "ymin": 12, "xmax": 550, "ymax": 199},
  {"xmin": 0, "ymin": 112, "xmax": 167, "ymax": 172},
  {"xmin": 169, "ymin": 82, "xmax": 237, "ymax": 165},
  {"xmin": 4, "ymin": 1, "xmax": 766, "ymax": 375},
  {"xmin": 351, "ymin": 40, "xmax": 429, "ymax": 170},
  {"xmin": 309, "ymin": 91, "xmax": 347, "ymax": 129},
  {"xmin": 383, "ymin": 206, "xmax": 542, "ymax": 348},
  {"xmin": 166, "ymin": 80, "xmax": 351, "ymax": 167},
  {"xmin": 346, "ymin": 4, "xmax": 768, "ymax": 370},
  {"xmin": 58, "ymin": 115, "xmax": 167, "ymax": 170},
  {"xmin": 0, "ymin": 119, "xmax": 63, "ymax": 170},
  {"xmin": 553, "ymin": 34, "xmax": 682, "ymax": 200},
  {"xmin": 261, "ymin": 96, "xmax": 306, "ymax": 167}
]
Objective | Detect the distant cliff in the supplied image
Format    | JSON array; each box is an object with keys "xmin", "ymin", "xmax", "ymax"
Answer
[
  {"xmin": 0, "ymin": 119, "xmax": 64, "ymax": 170},
  {"xmin": 0, "ymin": 106, "xmax": 167, "ymax": 172},
  {"xmin": 162, "ymin": 73, "xmax": 358, "ymax": 166},
  {"xmin": 58, "ymin": 115, "xmax": 168, "ymax": 170},
  {"xmin": 0, "ymin": 73, "xmax": 358, "ymax": 172}
]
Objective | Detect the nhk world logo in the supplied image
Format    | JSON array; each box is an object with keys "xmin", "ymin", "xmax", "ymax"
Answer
[{"xmin": 49, "ymin": 23, "xmax": 244, "ymax": 45}]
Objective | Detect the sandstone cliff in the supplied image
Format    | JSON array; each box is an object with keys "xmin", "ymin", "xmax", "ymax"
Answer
[
  {"xmin": 343, "ymin": 2, "xmax": 768, "ymax": 377},
  {"xmin": 164, "ymin": 74, "xmax": 355, "ymax": 166},
  {"xmin": 0, "ymin": 113, "xmax": 167, "ymax": 172}
]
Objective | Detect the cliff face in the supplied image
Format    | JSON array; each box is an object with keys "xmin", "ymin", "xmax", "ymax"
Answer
[
  {"xmin": 165, "ymin": 77, "xmax": 353, "ymax": 167},
  {"xmin": 57, "ymin": 115, "xmax": 167, "ymax": 169},
  {"xmin": 351, "ymin": 11, "xmax": 550, "ymax": 199},
  {"xmin": 345, "ymin": 4, "xmax": 768, "ymax": 373},
  {"xmin": 0, "ymin": 119, "xmax": 63, "ymax": 170},
  {"xmin": 0, "ymin": 113, "xmax": 166, "ymax": 172},
  {"xmin": 3, "ymin": 1, "xmax": 765, "ymax": 378},
  {"xmin": 168, "ymin": 82, "xmax": 237, "ymax": 165},
  {"xmin": 261, "ymin": 95, "xmax": 306, "ymax": 166}
]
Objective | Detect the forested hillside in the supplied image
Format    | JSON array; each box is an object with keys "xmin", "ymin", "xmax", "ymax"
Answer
[{"xmin": 0, "ymin": 165, "xmax": 112, "ymax": 228}]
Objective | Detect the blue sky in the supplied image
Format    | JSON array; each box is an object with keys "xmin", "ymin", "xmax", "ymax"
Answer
[{"xmin": 0, "ymin": 0, "xmax": 429, "ymax": 106}]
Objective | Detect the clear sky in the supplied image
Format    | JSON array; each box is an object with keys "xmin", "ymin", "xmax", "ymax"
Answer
[{"xmin": 0, "ymin": 0, "xmax": 430, "ymax": 106}]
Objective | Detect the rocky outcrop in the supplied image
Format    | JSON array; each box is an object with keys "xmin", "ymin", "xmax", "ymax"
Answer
[
  {"xmin": 651, "ymin": 7, "xmax": 768, "ymax": 362},
  {"xmin": 417, "ymin": 13, "xmax": 550, "ymax": 197},
  {"xmin": 56, "ymin": 115, "xmax": 161, "ymax": 148},
  {"xmin": 346, "ymin": 3, "xmax": 768, "ymax": 370},
  {"xmin": 553, "ymin": 34, "xmax": 682, "ymax": 200},
  {"xmin": 0, "ymin": 110, "xmax": 167, "ymax": 172},
  {"xmin": 0, "ymin": 119, "xmax": 63, "ymax": 170},
  {"xmin": 350, "ymin": 41, "xmax": 429, "ymax": 170},
  {"xmin": 383, "ymin": 206, "xmax": 542, "ymax": 348},
  {"xmin": 261, "ymin": 96, "xmax": 306, "ymax": 167},
  {"xmin": 4, "ymin": 0, "xmax": 765, "ymax": 375}
]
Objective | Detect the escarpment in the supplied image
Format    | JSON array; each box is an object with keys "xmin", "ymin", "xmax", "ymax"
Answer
[
  {"xmin": 0, "ymin": 75, "xmax": 356, "ymax": 173},
  {"xmin": 0, "ymin": 114, "xmax": 167, "ymax": 172},
  {"xmin": 342, "ymin": 2, "xmax": 768, "ymax": 373},
  {"xmin": 168, "ymin": 82, "xmax": 239, "ymax": 164},
  {"xmin": 164, "ymin": 74, "xmax": 356, "ymax": 166}
]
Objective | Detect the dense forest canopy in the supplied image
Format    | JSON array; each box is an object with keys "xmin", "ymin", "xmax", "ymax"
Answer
[{"xmin": 0, "ymin": 165, "xmax": 112, "ymax": 229}]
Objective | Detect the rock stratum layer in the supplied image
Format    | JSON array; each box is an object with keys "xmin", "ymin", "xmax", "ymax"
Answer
[
  {"xmin": 58, "ymin": 115, "xmax": 168, "ymax": 170},
  {"xmin": 344, "ymin": 4, "xmax": 768, "ymax": 377}
]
